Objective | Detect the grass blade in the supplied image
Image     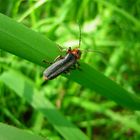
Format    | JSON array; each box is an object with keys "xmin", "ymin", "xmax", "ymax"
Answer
[
  {"xmin": 18, "ymin": 0, "xmax": 48, "ymax": 22},
  {"xmin": 0, "ymin": 13, "xmax": 61, "ymax": 66},
  {"xmin": 0, "ymin": 123, "xmax": 44, "ymax": 140},
  {"xmin": 66, "ymin": 62, "xmax": 140, "ymax": 110},
  {"xmin": 0, "ymin": 70, "xmax": 89, "ymax": 140},
  {"xmin": 0, "ymin": 13, "xmax": 140, "ymax": 110}
]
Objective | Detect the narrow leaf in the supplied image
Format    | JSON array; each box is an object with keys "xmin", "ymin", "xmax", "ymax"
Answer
[
  {"xmin": 0, "ymin": 123, "xmax": 44, "ymax": 140},
  {"xmin": 0, "ymin": 13, "xmax": 140, "ymax": 110},
  {"xmin": 0, "ymin": 70, "xmax": 89, "ymax": 140}
]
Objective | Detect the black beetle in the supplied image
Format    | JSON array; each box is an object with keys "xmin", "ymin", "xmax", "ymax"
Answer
[{"xmin": 43, "ymin": 47, "xmax": 81, "ymax": 80}]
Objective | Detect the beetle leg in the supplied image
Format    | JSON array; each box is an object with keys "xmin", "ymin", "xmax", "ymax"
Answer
[
  {"xmin": 57, "ymin": 45, "xmax": 63, "ymax": 51},
  {"xmin": 63, "ymin": 69, "xmax": 70, "ymax": 75},
  {"xmin": 53, "ymin": 55, "xmax": 64, "ymax": 62},
  {"xmin": 69, "ymin": 64, "xmax": 76, "ymax": 70},
  {"xmin": 43, "ymin": 55, "xmax": 64, "ymax": 65},
  {"xmin": 76, "ymin": 61, "xmax": 80, "ymax": 67},
  {"xmin": 76, "ymin": 62, "xmax": 82, "ymax": 71},
  {"xmin": 57, "ymin": 44, "xmax": 72, "ymax": 53},
  {"xmin": 57, "ymin": 44, "xmax": 66, "ymax": 52},
  {"xmin": 42, "ymin": 59, "xmax": 53, "ymax": 65}
]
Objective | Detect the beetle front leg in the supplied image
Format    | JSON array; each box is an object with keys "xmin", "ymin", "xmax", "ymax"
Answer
[{"xmin": 57, "ymin": 44, "xmax": 67, "ymax": 52}]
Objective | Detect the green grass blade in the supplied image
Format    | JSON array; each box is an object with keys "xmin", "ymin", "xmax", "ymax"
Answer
[
  {"xmin": 66, "ymin": 62, "xmax": 140, "ymax": 110},
  {"xmin": 0, "ymin": 13, "xmax": 140, "ymax": 110},
  {"xmin": 0, "ymin": 13, "xmax": 61, "ymax": 66},
  {"xmin": 18, "ymin": 0, "xmax": 48, "ymax": 22},
  {"xmin": 70, "ymin": 97, "xmax": 140, "ymax": 133},
  {"xmin": 95, "ymin": 0, "xmax": 140, "ymax": 28},
  {"xmin": 0, "ymin": 123, "xmax": 44, "ymax": 140},
  {"xmin": 0, "ymin": 70, "xmax": 89, "ymax": 140}
]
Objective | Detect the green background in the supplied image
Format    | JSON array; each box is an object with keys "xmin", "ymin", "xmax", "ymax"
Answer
[{"xmin": 0, "ymin": 0, "xmax": 140, "ymax": 140}]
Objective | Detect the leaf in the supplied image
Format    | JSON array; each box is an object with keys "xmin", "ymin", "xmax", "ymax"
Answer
[
  {"xmin": 0, "ymin": 13, "xmax": 61, "ymax": 66},
  {"xmin": 0, "ymin": 70, "xmax": 89, "ymax": 140},
  {"xmin": 66, "ymin": 62, "xmax": 140, "ymax": 110},
  {"xmin": 0, "ymin": 13, "xmax": 140, "ymax": 110},
  {"xmin": 0, "ymin": 123, "xmax": 44, "ymax": 140}
]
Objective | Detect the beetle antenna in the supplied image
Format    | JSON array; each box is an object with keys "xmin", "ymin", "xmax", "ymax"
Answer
[
  {"xmin": 81, "ymin": 49, "xmax": 106, "ymax": 55},
  {"xmin": 78, "ymin": 24, "xmax": 81, "ymax": 49}
]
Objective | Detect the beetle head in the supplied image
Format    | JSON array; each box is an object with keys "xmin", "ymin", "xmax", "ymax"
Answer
[{"xmin": 67, "ymin": 47, "xmax": 81, "ymax": 59}]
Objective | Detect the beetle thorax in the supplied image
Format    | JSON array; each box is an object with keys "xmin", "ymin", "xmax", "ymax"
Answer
[{"xmin": 68, "ymin": 48, "xmax": 81, "ymax": 59}]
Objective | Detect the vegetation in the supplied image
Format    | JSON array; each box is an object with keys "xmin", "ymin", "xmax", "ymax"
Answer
[{"xmin": 0, "ymin": 0, "xmax": 140, "ymax": 140}]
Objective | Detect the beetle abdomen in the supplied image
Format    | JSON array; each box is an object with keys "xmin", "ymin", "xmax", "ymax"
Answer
[{"xmin": 43, "ymin": 53, "xmax": 76, "ymax": 80}]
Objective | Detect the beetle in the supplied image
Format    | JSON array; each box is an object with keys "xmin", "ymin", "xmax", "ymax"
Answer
[
  {"xmin": 43, "ymin": 47, "xmax": 81, "ymax": 80},
  {"xmin": 43, "ymin": 24, "xmax": 83, "ymax": 80},
  {"xmin": 43, "ymin": 24, "xmax": 104, "ymax": 80}
]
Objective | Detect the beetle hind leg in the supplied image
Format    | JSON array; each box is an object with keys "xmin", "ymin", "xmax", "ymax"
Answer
[
  {"xmin": 63, "ymin": 69, "xmax": 70, "ymax": 75},
  {"xmin": 75, "ymin": 62, "xmax": 82, "ymax": 71},
  {"xmin": 69, "ymin": 63, "xmax": 82, "ymax": 71}
]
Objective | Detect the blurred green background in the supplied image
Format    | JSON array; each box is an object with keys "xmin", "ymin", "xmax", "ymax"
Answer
[{"xmin": 0, "ymin": 0, "xmax": 140, "ymax": 140}]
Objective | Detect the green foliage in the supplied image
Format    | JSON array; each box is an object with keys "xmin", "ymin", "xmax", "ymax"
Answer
[
  {"xmin": 0, "ymin": 123, "xmax": 44, "ymax": 140},
  {"xmin": 0, "ymin": 70, "xmax": 89, "ymax": 140},
  {"xmin": 0, "ymin": 13, "xmax": 60, "ymax": 66},
  {"xmin": 0, "ymin": 0, "xmax": 140, "ymax": 140}
]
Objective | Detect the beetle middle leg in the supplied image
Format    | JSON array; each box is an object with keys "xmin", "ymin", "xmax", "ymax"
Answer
[
  {"xmin": 43, "ymin": 55, "xmax": 64, "ymax": 65},
  {"xmin": 54, "ymin": 55, "xmax": 64, "ymax": 62},
  {"xmin": 63, "ymin": 69, "xmax": 70, "ymax": 75}
]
